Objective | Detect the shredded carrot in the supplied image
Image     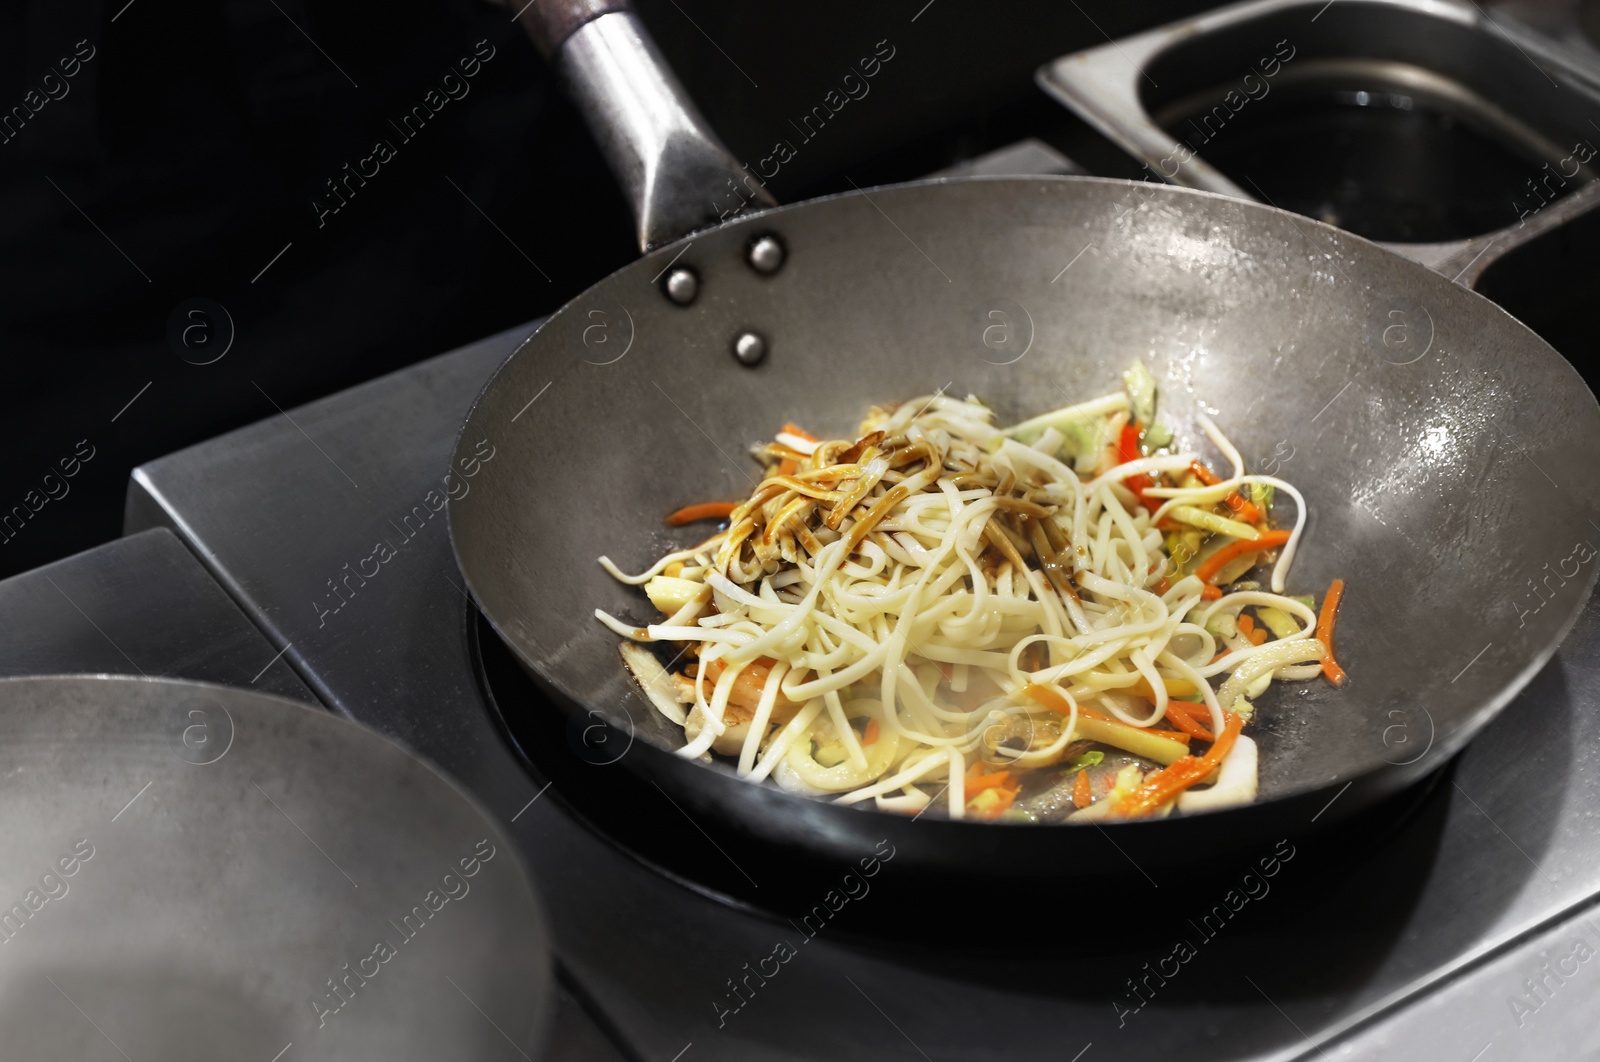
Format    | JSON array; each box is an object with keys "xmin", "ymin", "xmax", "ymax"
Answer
[
  {"xmin": 777, "ymin": 458, "xmax": 798, "ymax": 476},
  {"xmin": 1119, "ymin": 423, "xmax": 1142, "ymax": 465},
  {"xmin": 665, "ymin": 501, "xmax": 739, "ymax": 526},
  {"xmin": 1188, "ymin": 461, "xmax": 1263, "ymax": 523},
  {"xmin": 863, "ymin": 719, "xmax": 880, "ymax": 746},
  {"xmin": 1020, "ymin": 683, "xmax": 1076, "ymax": 716},
  {"xmin": 1025, "ymin": 685, "xmax": 1111, "ymax": 724},
  {"xmin": 1160, "ymin": 707, "xmax": 1215, "ymax": 742},
  {"xmin": 1072, "ymin": 768, "xmax": 1092, "ymax": 808},
  {"xmin": 1228, "ymin": 494, "xmax": 1264, "ymax": 524},
  {"xmin": 1151, "ymin": 577, "xmax": 1172, "ymax": 595},
  {"xmin": 964, "ymin": 761, "xmax": 1022, "ymax": 818},
  {"xmin": 1118, "ymin": 423, "xmax": 1160, "ymax": 512},
  {"xmin": 972, "ymin": 785, "xmax": 1019, "ymax": 819},
  {"xmin": 1113, "ymin": 712, "xmax": 1245, "ymax": 817},
  {"xmin": 781, "ymin": 422, "xmax": 818, "ymax": 443},
  {"xmin": 1237, "ymin": 613, "xmax": 1267, "ymax": 646},
  {"xmin": 699, "ymin": 657, "xmax": 789, "ymax": 714},
  {"xmin": 1077, "ymin": 710, "xmax": 1191, "ymax": 744},
  {"xmin": 1112, "ymin": 759, "xmax": 1204, "ymax": 818},
  {"xmin": 1193, "ymin": 529, "xmax": 1292, "ymax": 584},
  {"xmin": 1020, "ymin": 684, "xmax": 1191, "ymax": 744},
  {"xmin": 1317, "ymin": 578, "xmax": 1348, "ymax": 686},
  {"xmin": 964, "ymin": 770, "xmax": 1013, "ymax": 794},
  {"xmin": 1200, "ymin": 583, "xmax": 1223, "ymax": 600},
  {"xmin": 1195, "ymin": 711, "xmax": 1244, "ymax": 770}
]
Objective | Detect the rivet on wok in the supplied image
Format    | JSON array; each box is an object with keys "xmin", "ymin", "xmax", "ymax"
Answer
[
  {"xmin": 732, "ymin": 331, "xmax": 767, "ymax": 366},
  {"xmin": 746, "ymin": 234, "xmax": 785, "ymax": 275},
  {"xmin": 663, "ymin": 267, "xmax": 699, "ymax": 306}
]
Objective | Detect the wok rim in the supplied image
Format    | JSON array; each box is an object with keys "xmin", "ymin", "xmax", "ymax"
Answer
[{"xmin": 448, "ymin": 173, "xmax": 1600, "ymax": 834}]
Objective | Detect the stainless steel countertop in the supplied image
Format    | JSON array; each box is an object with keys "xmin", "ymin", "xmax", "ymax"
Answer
[
  {"xmin": 0, "ymin": 523, "xmax": 614, "ymax": 1062},
  {"xmin": 0, "ymin": 527, "xmax": 311, "ymax": 702},
  {"xmin": 125, "ymin": 317, "xmax": 1600, "ymax": 1061}
]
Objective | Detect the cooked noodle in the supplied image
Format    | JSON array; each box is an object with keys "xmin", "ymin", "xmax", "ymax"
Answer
[{"xmin": 597, "ymin": 372, "xmax": 1343, "ymax": 822}]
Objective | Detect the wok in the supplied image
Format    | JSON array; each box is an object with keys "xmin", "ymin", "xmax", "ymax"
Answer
[
  {"xmin": 450, "ymin": 1, "xmax": 1600, "ymax": 876},
  {"xmin": 0, "ymin": 676, "xmax": 548, "ymax": 1057}
]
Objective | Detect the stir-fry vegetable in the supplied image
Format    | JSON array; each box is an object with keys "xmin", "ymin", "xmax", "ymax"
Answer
[
  {"xmin": 665, "ymin": 501, "xmax": 740, "ymax": 526},
  {"xmin": 598, "ymin": 363, "xmax": 1347, "ymax": 822},
  {"xmin": 1072, "ymin": 768, "xmax": 1093, "ymax": 808},
  {"xmin": 1193, "ymin": 530, "xmax": 1293, "ymax": 585},
  {"xmin": 1317, "ymin": 577, "xmax": 1348, "ymax": 686}
]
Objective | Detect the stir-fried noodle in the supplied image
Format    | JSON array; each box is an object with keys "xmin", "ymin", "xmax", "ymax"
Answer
[{"xmin": 598, "ymin": 369, "xmax": 1345, "ymax": 822}]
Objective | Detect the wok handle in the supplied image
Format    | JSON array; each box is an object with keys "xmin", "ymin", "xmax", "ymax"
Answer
[
  {"xmin": 512, "ymin": 0, "xmax": 776, "ymax": 252},
  {"xmin": 1385, "ymin": 179, "xmax": 1600, "ymax": 289}
]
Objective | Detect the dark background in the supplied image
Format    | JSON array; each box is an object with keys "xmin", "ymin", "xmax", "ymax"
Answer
[{"xmin": 0, "ymin": 0, "xmax": 1214, "ymax": 577}]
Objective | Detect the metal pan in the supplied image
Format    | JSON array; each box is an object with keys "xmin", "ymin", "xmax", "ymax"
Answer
[
  {"xmin": 449, "ymin": 2, "xmax": 1600, "ymax": 876},
  {"xmin": 0, "ymin": 676, "xmax": 549, "ymax": 1058}
]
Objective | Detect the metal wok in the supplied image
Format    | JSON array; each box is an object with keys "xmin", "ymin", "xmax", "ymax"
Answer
[
  {"xmin": 449, "ymin": 1, "xmax": 1600, "ymax": 876},
  {"xmin": 0, "ymin": 676, "xmax": 549, "ymax": 1058}
]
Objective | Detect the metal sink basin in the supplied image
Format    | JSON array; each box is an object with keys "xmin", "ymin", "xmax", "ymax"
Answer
[{"xmin": 1039, "ymin": 0, "xmax": 1600, "ymax": 246}]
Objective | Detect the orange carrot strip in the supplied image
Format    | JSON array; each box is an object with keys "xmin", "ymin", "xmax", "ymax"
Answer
[
  {"xmin": 1189, "ymin": 461, "xmax": 1262, "ymax": 523},
  {"xmin": 1200, "ymin": 584, "xmax": 1223, "ymax": 600},
  {"xmin": 964, "ymin": 771, "xmax": 1013, "ymax": 794},
  {"xmin": 1072, "ymin": 769, "xmax": 1092, "ymax": 809},
  {"xmin": 1119, "ymin": 424, "xmax": 1160, "ymax": 512},
  {"xmin": 1317, "ymin": 578, "xmax": 1348, "ymax": 686},
  {"xmin": 781, "ymin": 422, "xmax": 818, "ymax": 443},
  {"xmin": 777, "ymin": 458, "xmax": 798, "ymax": 476},
  {"xmin": 1237, "ymin": 614, "xmax": 1267, "ymax": 647},
  {"xmin": 1203, "ymin": 713, "xmax": 1245, "ymax": 767},
  {"xmin": 1025, "ymin": 686, "xmax": 1112, "ymax": 724},
  {"xmin": 1113, "ymin": 758, "xmax": 1205, "ymax": 818},
  {"xmin": 1114, "ymin": 712, "xmax": 1245, "ymax": 817},
  {"xmin": 972, "ymin": 785, "xmax": 1019, "ymax": 819},
  {"xmin": 700, "ymin": 658, "xmax": 791, "ymax": 715},
  {"xmin": 1228, "ymin": 494, "xmax": 1264, "ymax": 524},
  {"xmin": 665, "ymin": 501, "xmax": 739, "ymax": 526},
  {"xmin": 1193, "ymin": 530, "xmax": 1292, "ymax": 584},
  {"xmin": 1161, "ymin": 707, "xmax": 1215, "ymax": 742},
  {"xmin": 863, "ymin": 719, "xmax": 880, "ymax": 746},
  {"xmin": 1020, "ymin": 683, "xmax": 1076, "ymax": 716},
  {"xmin": 1020, "ymin": 684, "xmax": 1191, "ymax": 745}
]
